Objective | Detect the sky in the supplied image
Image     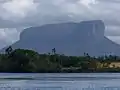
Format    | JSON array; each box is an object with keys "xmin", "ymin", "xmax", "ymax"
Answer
[{"xmin": 0, "ymin": 0, "xmax": 120, "ymax": 48}]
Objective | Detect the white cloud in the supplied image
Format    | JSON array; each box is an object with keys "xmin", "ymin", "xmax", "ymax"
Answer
[
  {"xmin": 0, "ymin": 0, "xmax": 38, "ymax": 21},
  {"xmin": 0, "ymin": 28, "xmax": 21, "ymax": 48},
  {"xmin": 79, "ymin": 0, "xmax": 98, "ymax": 8},
  {"xmin": 0, "ymin": 28, "xmax": 20, "ymax": 42}
]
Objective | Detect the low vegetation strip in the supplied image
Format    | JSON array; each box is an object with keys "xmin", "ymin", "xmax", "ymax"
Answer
[{"xmin": 0, "ymin": 46, "xmax": 120, "ymax": 73}]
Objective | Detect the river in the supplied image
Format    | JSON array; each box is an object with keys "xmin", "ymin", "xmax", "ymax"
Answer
[{"xmin": 0, "ymin": 73, "xmax": 120, "ymax": 90}]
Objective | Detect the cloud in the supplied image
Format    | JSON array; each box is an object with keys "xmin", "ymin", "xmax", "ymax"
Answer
[
  {"xmin": 0, "ymin": 0, "xmax": 120, "ymax": 48},
  {"xmin": 107, "ymin": 36, "xmax": 120, "ymax": 45},
  {"xmin": 0, "ymin": 28, "xmax": 20, "ymax": 48},
  {"xmin": 79, "ymin": 0, "xmax": 98, "ymax": 7},
  {"xmin": 105, "ymin": 26, "xmax": 120, "ymax": 36},
  {"xmin": 0, "ymin": 0, "xmax": 38, "ymax": 21}
]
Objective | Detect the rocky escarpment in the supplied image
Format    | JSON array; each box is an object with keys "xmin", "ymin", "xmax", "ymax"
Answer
[{"xmin": 2, "ymin": 20, "xmax": 120, "ymax": 56}]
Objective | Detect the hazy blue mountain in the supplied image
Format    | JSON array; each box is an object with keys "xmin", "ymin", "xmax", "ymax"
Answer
[{"xmin": 3, "ymin": 20, "xmax": 120, "ymax": 56}]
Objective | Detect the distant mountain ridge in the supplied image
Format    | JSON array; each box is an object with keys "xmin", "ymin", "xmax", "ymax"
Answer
[{"xmin": 2, "ymin": 20, "xmax": 120, "ymax": 56}]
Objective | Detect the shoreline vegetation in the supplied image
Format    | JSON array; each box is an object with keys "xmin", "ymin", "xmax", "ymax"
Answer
[{"xmin": 1, "ymin": 46, "xmax": 120, "ymax": 73}]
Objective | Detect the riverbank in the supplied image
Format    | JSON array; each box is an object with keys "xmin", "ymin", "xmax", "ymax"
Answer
[{"xmin": 1, "ymin": 47, "xmax": 120, "ymax": 73}]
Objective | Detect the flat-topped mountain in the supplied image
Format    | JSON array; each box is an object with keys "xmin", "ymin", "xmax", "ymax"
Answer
[{"xmin": 3, "ymin": 20, "xmax": 120, "ymax": 56}]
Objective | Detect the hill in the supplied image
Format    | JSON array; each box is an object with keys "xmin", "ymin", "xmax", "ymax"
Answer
[{"xmin": 2, "ymin": 20, "xmax": 120, "ymax": 56}]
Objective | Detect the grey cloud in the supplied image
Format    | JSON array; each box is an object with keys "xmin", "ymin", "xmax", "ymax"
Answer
[
  {"xmin": 105, "ymin": 26, "xmax": 120, "ymax": 36},
  {"xmin": 107, "ymin": 36, "xmax": 120, "ymax": 45}
]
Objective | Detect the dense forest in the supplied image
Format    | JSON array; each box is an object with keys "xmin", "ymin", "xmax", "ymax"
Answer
[{"xmin": 0, "ymin": 46, "xmax": 120, "ymax": 73}]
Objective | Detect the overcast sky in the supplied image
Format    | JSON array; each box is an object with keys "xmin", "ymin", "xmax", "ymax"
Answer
[{"xmin": 0, "ymin": 0, "xmax": 120, "ymax": 48}]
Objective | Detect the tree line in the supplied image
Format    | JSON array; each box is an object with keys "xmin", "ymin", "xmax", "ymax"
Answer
[{"xmin": 0, "ymin": 46, "xmax": 120, "ymax": 73}]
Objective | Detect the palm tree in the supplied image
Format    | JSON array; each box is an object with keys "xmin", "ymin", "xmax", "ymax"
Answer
[
  {"xmin": 5, "ymin": 46, "xmax": 13, "ymax": 55},
  {"xmin": 52, "ymin": 48, "xmax": 56, "ymax": 55}
]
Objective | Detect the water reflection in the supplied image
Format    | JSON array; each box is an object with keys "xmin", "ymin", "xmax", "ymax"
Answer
[{"xmin": 0, "ymin": 73, "xmax": 120, "ymax": 90}]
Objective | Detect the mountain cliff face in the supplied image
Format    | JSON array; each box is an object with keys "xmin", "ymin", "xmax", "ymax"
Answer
[{"xmin": 4, "ymin": 20, "xmax": 120, "ymax": 56}]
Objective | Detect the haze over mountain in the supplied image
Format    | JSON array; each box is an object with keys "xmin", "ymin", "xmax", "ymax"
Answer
[{"xmin": 3, "ymin": 20, "xmax": 120, "ymax": 56}]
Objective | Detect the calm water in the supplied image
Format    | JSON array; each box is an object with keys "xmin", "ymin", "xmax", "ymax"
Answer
[{"xmin": 0, "ymin": 73, "xmax": 120, "ymax": 90}]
